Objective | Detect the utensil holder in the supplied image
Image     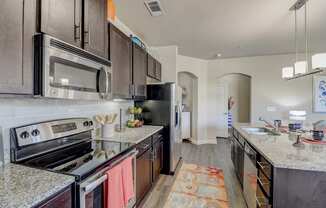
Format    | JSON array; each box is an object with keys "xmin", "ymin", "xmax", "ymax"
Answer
[{"xmin": 102, "ymin": 124, "xmax": 114, "ymax": 138}]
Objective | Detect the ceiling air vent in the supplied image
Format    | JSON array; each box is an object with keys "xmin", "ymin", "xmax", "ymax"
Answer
[{"xmin": 144, "ymin": 0, "xmax": 164, "ymax": 17}]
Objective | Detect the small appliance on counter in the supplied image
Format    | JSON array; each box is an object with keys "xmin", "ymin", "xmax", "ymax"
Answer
[{"xmin": 10, "ymin": 118, "xmax": 137, "ymax": 208}]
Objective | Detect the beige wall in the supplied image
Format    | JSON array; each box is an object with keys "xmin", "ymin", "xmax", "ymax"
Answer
[
  {"xmin": 177, "ymin": 55, "xmax": 209, "ymax": 143},
  {"xmin": 207, "ymin": 54, "xmax": 326, "ymax": 138},
  {"xmin": 150, "ymin": 46, "xmax": 178, "ymax": 83},
  {"xmin": 218, "ymin": 74, "xmax": 251, "ymax": 123}
]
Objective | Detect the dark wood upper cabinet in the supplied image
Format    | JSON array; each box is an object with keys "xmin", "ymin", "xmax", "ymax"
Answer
[
  {"xmin": 41, "ymin": 0, "xmax": 82, "ymax": 47},
  {"xmin": 84, "ymin": 0, "xmax": 108, "ymax": 58},
  {"xmin": 155, "ymin": 61, "xmax": 162, "ymax": 81},
  {"xmin": 132, "ymin": 43, "xmax": 147, "ymax": 99},
  {"xmin": 147, "ymin": 54, "xmax": 162, "ymax": 81},
  {"xmin": 109, "ymin": 24, "xmax": 132, "ymax": 99},
  {"xmin": 0, "ymin": 0, "xmax": 35, "ymax": 94},
  {"xmin": 147, "ymin": 54, "xmax": 156, "ymax": 78}
]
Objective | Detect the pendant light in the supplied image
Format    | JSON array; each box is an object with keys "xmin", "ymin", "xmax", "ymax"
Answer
[
  {"xmin": 312, "ymin": 53, "xmax": 326, "ymax": 70},
  {"xmin": 283, "ymin": 0, "xmax": 324, "ymax": 80}
]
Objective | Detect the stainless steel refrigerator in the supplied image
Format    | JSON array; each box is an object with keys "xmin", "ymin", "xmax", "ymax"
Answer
[{"xmin": 136, "ymin": 83, "xmax": 182, "ymax": 175}]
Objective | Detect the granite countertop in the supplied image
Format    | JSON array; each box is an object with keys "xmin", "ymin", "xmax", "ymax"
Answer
[
  {"xmin": 233, "ymin": 123, "xmax": 326, "ymax": 172},
  {"xmin": 0, "ymin": 163, "xmax": 75, "ymax": 208},
  {"xmin": 102, "ymin": 125, "xmax": 164, "ymax": 144}
]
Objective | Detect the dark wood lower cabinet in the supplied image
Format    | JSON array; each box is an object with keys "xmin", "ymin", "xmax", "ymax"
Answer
[
  {"xmin": 153, "ymin": 139, "xmax": 164, "ymax": 182},
  {"xmin": 38, "ymin": 185, "xmax": 73, "ymax": 208},
  {"xmin": 136, "ymin": 148, "xmax": 153, "ymax": 205},
  {"xmin": 136, "ymin": 132, "xmax": 164, "ymax": 206}
]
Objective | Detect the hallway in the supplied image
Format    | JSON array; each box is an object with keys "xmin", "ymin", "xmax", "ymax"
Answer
[{"xmin": 143, "ymin": 139, "xmax": 247, "ymax": 208}]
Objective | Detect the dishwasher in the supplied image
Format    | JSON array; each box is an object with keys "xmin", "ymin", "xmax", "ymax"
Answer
[{"xmin": 243, "ymin": 142, "xmax": 257, "ymax": 208}]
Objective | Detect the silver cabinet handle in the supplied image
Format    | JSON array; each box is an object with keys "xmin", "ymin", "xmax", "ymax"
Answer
[
  {"xmin": 84, "ymin": 30, "xmax": 90, "ymax": 45},
  {"xmin": 83, "ymin": 175, "xmax": 107, "ymax": 193},
  {"xmin": 256, "ymin": 197, "xmax": 269, "ymax": 208},
  {"xmin": 257, "ymin": 175, "xmax": 270, "ymax": 187},
  {"xmin": 74, "ymin": 23, "xmax": 81, "ymax": 41}
]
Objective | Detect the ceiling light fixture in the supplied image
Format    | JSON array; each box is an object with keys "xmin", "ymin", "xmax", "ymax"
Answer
[
  {"xmin": 312, "ymin": 53, "xmax": 326, "ymax": 70},
  {"xmin": 282, "ymin": 66, "xmax": 294, "ymax": 79},
  {"xmin": 283, "ymin": 0, "xmax": 324, "ymax": 80}
]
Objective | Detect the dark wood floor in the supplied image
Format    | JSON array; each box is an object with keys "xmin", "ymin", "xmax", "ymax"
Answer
[{"xmin": 142, "ymin": 139, "xmax": 247, "ymax": 208}]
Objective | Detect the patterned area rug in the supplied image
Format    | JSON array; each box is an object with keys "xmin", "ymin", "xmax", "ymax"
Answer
[{"xmin": 163, "ymin": 163, "xmax": 229, "ymax": 208}]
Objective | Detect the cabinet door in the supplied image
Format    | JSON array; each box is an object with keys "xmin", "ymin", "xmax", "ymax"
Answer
[
  {"xmin": 84, "ymin": 0, "xmax": 108, "ymax": 58},
  {"xmin": 147, "ymin": 54, "xmax": 156, "ymax": 78},
  {"xmin": 109, "ymin": 24, "xmax": 132, "ymax": 99},
  {"xmin": 132, "ymin": 43, "xmax": 147, "ymax": 99},
  {"xmin": 0, "ymin": 0, "xmax": 35, "ymax": 94},
  {"xmin": 155, "ymin": 61, "xmax": 162, "ymax": 81},
  {"xmin": 153, "ymin": 140, "xmax": 163, "ymax": 183},
  {"xmin": 136, "ymin": 149, "xmax": 152, "ymax": 205},
  {"xmin": 38, "ymin": 186, "xmax": 72, "ymax": 208},
  {"xmin": 41, "ymin": 0, "xmax": 81, "ymax": 47}
]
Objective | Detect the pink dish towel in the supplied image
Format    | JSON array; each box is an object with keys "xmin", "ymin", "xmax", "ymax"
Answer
[
  {"xmin": 106, "ymin": 164, "xmax": 125, "ymax": 208},
  {"xmin": 121, "ymin": 156, "xmax": 135, "ymax": 206}
]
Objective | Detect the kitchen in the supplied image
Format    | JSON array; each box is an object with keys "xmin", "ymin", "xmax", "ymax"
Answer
[{"xmin": 1, "ymin": 0, "xmax": 326, "ymax": 208}]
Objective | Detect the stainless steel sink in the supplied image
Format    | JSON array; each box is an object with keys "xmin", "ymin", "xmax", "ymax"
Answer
[{"xmin": 241, "ymin": 127, "xmax": 280, "ymax": 136}]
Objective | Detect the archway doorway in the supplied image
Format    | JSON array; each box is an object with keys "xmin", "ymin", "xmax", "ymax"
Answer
[
  {"xmin": 216, "ymin": 73, "xmax": 251, "ymax": 138},
  {"xmin": 177, "ymin": 71, "xmax": 199, "ymax": 143}
]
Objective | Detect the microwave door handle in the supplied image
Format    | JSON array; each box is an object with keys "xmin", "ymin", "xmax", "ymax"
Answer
[
  {"xmin": 97, "ymin": 68, "xmax": 109, "ymax": 97},
  {"xmin": 83, "ymin": 174, "xmax": 108, "ymax": 194}
]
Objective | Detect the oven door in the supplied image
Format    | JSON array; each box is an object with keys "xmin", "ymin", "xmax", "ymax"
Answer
[
  {"xmin": 39, "ymin": 35, "xmax": 112, "ymax": 100},
  {"xmin": 79, "ymin": 150, "xmax": 137, "ymax": 208},
  {"xmin": 80, "ymin": 174, "xmax": 107, "ymax": 208}
]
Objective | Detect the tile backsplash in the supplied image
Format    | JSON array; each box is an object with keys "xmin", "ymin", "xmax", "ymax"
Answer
[{"xmin": 0, "ymin": 98, "xmax": 134, "ymax": 165}]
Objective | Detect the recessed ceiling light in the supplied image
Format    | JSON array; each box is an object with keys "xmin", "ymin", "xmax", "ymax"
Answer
[{"xmin": 217, "ymin": 53, "xmax": 222, "ymax": 58}]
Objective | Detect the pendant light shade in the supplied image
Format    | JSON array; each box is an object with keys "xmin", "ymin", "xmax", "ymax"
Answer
[
  {"xmin": 282, "ymin": 0, "xmax": 324, "ymax": 80},
  {"xmin": 294, "ymin": 61, "xmax": 307, "ymax": 74},
  {"xmin": 282, "ymin": 67, "xmax": 294, "ymax": 78},
  {"xmin": 312, "ymin": 53, "xmax": 326, "ymax": 70}
]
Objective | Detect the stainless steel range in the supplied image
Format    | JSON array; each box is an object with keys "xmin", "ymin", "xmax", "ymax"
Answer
[{"xmin": 10, "ymin": 118, "xmax": 137, "ymax": 208}]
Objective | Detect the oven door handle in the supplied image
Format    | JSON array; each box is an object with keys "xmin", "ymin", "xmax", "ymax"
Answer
[{"xmin": 83, "ymin": 175, "xmax": 108, "ymax": 194}]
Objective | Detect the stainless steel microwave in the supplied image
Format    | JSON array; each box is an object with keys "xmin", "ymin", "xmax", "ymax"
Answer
[{"xmin": 34, "ymin": 34, "xmax": 112, "ymax": 100}]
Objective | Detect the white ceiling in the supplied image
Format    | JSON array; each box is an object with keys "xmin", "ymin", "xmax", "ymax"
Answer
[{"xmin": 115, "ymin": 0, "xmax": 326, "ymax": 59}]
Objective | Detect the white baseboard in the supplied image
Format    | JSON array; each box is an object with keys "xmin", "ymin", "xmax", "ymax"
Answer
[{"xmin": 192, "ymin": 138, "xmax": 217, "ymax": 145}]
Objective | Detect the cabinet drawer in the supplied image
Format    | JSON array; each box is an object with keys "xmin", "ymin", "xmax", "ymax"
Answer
[
  {"xmin": 136, "ymin": 137, "xmax": 152, "ymax": 156},
  {"xmin": 38, "ymin": 186, "xmax": 72, "ymax": 208},
  {"xmin": 152, "ymin": 131, "xmax": 163, "ymax": 144},
  {"xmin": 258, "ymin": 169, "xmax": 271, "ymax": 197},
  {"xmin": 256, "ymin": 184, "xmax": 272, "ymax": 208},
  {"xmin": 257, "ymin": 156, "xmax": 272, "ymax": 180}
]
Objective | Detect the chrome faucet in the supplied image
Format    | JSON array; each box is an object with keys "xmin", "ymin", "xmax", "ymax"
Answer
[{"xmin": 259, "ymin": 117, "xmax": 278, "ymax": 132}]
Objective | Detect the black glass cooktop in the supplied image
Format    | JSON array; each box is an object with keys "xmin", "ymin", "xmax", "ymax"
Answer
[{"xmin": 24, "ymin": 139, "xmax": 134, "ymax": 181}]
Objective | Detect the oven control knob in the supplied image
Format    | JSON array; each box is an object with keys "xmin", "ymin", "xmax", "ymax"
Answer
[
  {"xmin": 89, "ymin": 121, "xmax": 93, "ymax": 126},
  {"xmin": 20, "ymin": 131, "xmax": 30, "ymax": 139},
  {"xmin": 31, "ymin": 129, "xmax": 40, "ymax": 137},
  {"xmin": 83, "ymin": 121, "xmax": 89, "ymax": 127}
]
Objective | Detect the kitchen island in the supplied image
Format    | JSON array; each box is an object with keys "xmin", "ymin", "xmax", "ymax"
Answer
[{"xmin": 233, "ymin": 123, "xmax": 326, "ymax": 208}]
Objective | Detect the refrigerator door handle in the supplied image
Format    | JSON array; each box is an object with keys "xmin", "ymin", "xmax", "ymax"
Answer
[{"xmin": 175, "ymin": 105, "xmax": 179, "ymax": 127}]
